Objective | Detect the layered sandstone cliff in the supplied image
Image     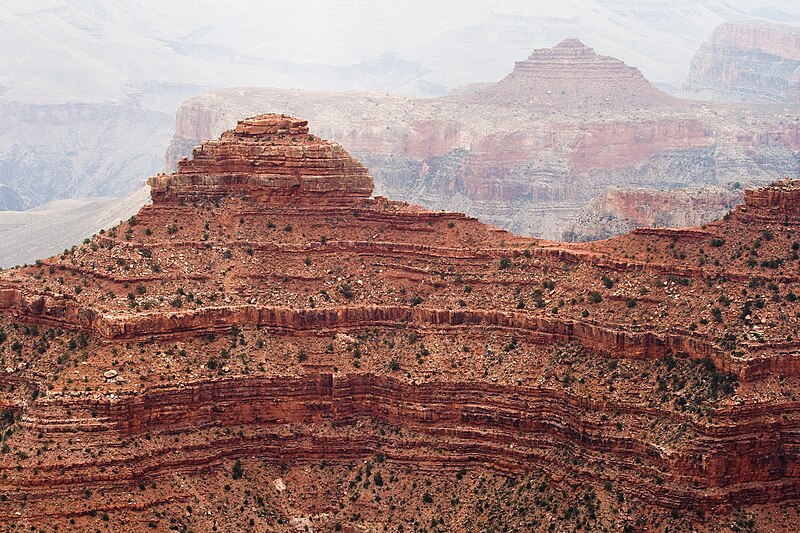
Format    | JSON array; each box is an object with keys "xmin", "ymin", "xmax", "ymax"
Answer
[
  {"xmin": 684, "ymin": 21, "xmax": 800, "ymax": 103},
  {"xmin": 165, "ymin": 40, "xmax": 800, "ymax": 241},
  {"xmin": 2, "ymin": 116, "xmax": 800, "ymax": 530},
  {"xmin": 150, "ymin": 115, "xmax": 372, "ymax": 205}
]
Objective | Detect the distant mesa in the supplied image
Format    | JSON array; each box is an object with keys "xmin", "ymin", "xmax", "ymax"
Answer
[
  {"xmin": 149, "ymin": 114, "xmax": 374, "ymax": 205},
  {"xmin": 480, "ymin": 38, "xmax": 672, "ymax": 108}
]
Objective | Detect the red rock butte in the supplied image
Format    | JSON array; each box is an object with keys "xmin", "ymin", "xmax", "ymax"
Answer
[
  {"xmin": 149, "ymin": 114, "xmax": 373, "ymax": 205},
  {"xmin": 3, "ymin": 115, "xmax": 800, "ymax": 530}
]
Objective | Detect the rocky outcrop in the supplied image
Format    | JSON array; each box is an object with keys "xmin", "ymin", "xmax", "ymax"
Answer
[
  {"xmin": 3, "ymin": 119, "xmax": 800, "ymax": 530},
  {"xmin": 684, "ymin": 21, "xmax": 800, "ymax": 103},
  {"xmin": 165, "ymin": 40, "xmax": 800, "ymax": 240},
  {"xmin": 742, "ymin": 178, "xmax": 800, "ymax": 212},
  {"xmin": 736, "ymin": 178, "xmax": 800, "ymax": 224},
  {"xmin": 565, "ymin": 186, "xmax": 744, "ymax": 241},
  {"xmin": 149, "ymin": 114, "xmax": 373, "ymax": 205}
]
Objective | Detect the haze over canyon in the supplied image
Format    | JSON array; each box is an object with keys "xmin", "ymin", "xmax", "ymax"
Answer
[
  {"xmin": 2, "ymin": 7, "xmax": 800, "ymax": 530},
  {"xmin": 0, "ymin": 2, "xmax": 799, "ymax": 265}
]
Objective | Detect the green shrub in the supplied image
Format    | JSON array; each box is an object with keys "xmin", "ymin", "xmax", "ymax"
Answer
[{"xmin": 232, "ymin": 460, "xmax": 243, "ymax": 480}]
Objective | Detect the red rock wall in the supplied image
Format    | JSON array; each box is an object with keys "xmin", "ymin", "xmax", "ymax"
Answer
[{"xmin": 6, "ymin": 372, "xmax": 799, "ymax": 518}]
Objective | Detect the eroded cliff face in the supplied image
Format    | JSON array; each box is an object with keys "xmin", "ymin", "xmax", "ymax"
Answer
[
  {"xmin": 3, "ymin": 116, "xmax": 800, "ymax": 531},
  {"xmin": 566, "ymin": 185, "xmax": 744, "ymax": 242},
  {"xmin": 165, "ymin": 40, "xmax": 800, "ymax": 241},
  {"xmin": 0, "ymin": 100, "xmax": 176, "ymax": 208},
  {"xmin": 684, "ymin": 21, "xmax": 800, "ymax": 103}
]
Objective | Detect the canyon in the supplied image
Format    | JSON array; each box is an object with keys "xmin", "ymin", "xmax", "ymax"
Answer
[
  {"xmin": 684, "ymin": 21, "xmax": 800, "ymax": 103},
  {"xmin": 2, "ymin": 114, "xmax": 800, "ymax": 530},
  {"xmin": 11, "ymin": 0, "xmax": 790, "ymax": 210},
  {"xmin": 167, "ymin": 39, "xmax": 800, "ymax": 242},
  {"xmin": 566, "ymin": 185, "xmax": 745, "ymax": 242}
]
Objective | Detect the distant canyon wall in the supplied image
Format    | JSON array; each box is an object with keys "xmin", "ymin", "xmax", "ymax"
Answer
[
  {"xmin": 166, "ymin": 88, "xmax": 798, "ymax": 240},
  {"xmin": 0, "ymin": 85, "xmax": 200, "ymax": 210},
  {"xmin": 566, "ymin": 186, "xmax": 745, "ymax": 242},
  {"xmin": 684, "ymin": 21, "xmax": 800, "ymax": 103}
]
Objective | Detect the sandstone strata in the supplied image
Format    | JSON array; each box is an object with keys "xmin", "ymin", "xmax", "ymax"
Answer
[
  {"xmin": 2, "ymin": 116, "xmax": 800, "ymax": 530},
  {"xmin": 149, "ymin": 114, "xmax": 372, "ymax": 205},
  {"xmin": 166, "ymin": 39, "xmax": 800, "ymax": 241},
  {"xmin": 684, "ymin": 21, "xmax": 800, "ymax": 103}
]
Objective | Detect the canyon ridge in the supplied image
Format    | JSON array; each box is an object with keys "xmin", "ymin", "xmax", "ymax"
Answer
[
  {"xmin": 684, "ymin": 20, "xmax": 800, "ymax": 103},
  {"xmin": 2, "ymin": 114, "xmax": 800, "ymax": 530}
]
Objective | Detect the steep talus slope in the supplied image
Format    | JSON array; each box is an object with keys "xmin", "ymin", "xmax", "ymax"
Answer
[
  {"xmin": 1, "ymin": 115, "xmax": 800, "ymax": 530},
  {"xmin": 166, "ymin": 40, "xmax": 800, "ymax": 241},
  {"xmin": 684, "ymin": 21, "xmax": 800, "ymax": 103}
]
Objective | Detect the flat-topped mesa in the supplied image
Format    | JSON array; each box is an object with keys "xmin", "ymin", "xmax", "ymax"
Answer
[
  {"xmin": 148, "ymin": 114, "xmax": 374, "ymax": 205},
  {"xmin": 737, "ymin": 179, "xmax": 800, "ymax": 223},
  {"xmin": 482, "ymin": 38, "xmax": 671, "ymax": 109}
]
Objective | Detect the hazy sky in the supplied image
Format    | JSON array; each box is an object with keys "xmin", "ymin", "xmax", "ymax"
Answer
[{"xmin": 1, "ymin": 1, "xmax": 798, "ymax": 102}]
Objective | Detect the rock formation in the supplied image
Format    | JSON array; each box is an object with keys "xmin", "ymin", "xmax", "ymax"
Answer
[
  {"xmin": 684, "ymin": 21, "xmax": 800, "ymax": 103},
  {"xmin": 565, "ymin": 185, "xmax": 744, "ymax": 241},
  {"xmin": 480, "ymin": 38, "xmax": 672, "ymax": 108},
  {"xmin": 150, "ymin": 115, "xmax": 372, "ymax": 205},
  {"xmin": 166, "ymin": 39, "xmax": 800, "ymax": 241},
  {"xmin": 2, "ymin": 114, "xmax": 800, "ymax": 530}
]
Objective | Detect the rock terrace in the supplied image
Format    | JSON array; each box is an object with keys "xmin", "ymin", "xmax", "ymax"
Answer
[{"xmin": 1, "ymin": 117, "xmax": 800, "ymax": 530}]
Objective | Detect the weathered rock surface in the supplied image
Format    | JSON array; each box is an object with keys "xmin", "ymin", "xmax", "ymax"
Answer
[
  {"xmin": 565, "ymin": 185, "xmax": 744, "ymax": 241},
  {"xmin": 479, "ymin": 38, "xmax": 673, "ymax": 108},
  {"xmin": 684, "ymin": 21, "xmax": 800, "ymax": 103},
  {"xmin": 166, "ymin": 40, "xmax": 800, "ymax": 240},
  {"xmin": 150, "ymin": 115, "xmax": 372, "ymax": 205},
  {"xmin": 2, "ymin": 116, "xmax": 800, "ymax": 530}
]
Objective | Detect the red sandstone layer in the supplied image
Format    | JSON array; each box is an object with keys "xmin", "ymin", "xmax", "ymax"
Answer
[{"xmin": 2, "ymin": 115, "xmax": 800, "ymax": 530}]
